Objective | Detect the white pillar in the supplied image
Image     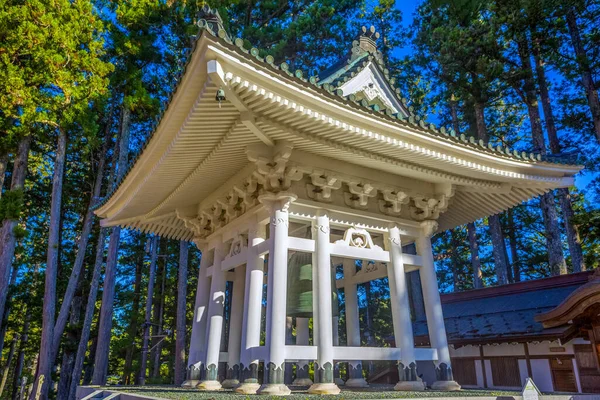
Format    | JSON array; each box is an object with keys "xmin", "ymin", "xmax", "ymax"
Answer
[
  {"xmin": 257, "ymin": 194, "xmax": 295, "ymax": 395},
  {"xmin": 236, "ymin": 219, "xmax": 266, "ymax": 394},
  {"xmin": 292, "ymin": 318, "xmax": 313, "ymax": 386},
  {"xmin": 308, "ymin": 211, "xmax": 340, "ymax": 394},
  {"xmin": 332, "ymin": 316, "xmax": 344, "ymax": 386},
  {"xmin": 417, "ymin": 221, "xmax": 460, "ymax": 391},
  {"xmin": 342, "ymin": 258, "xmax": 368, "ymax": 388},
  {"xmin": 198, "ymin": 241, "xmax": 226, "ymax": 390},
  {"xmin": 387, "ymin": 225, "xmax": 424, "ymax": 391},
  {"xmin": 183, "ymin": 243, "xmax": 211, "ymax": 387},
  {"xmin": 222, "ymin": 264, "xmax": 245, "ymax": 388}
]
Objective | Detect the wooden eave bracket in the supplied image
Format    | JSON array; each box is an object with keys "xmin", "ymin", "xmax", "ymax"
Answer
[{"xmin": 208, "ymin": 59, "xmax": 274, "ymax": 146}]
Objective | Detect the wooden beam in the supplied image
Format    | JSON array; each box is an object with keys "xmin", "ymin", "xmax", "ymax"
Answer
[{"xmin": 208, "ymin": 59, "xmax": 274, "ymax": 146}]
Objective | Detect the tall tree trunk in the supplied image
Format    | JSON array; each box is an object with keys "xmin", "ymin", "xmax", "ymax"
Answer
[
  {"xmin": 67, "ymin": 228, "xmax": 107, "ymax": 400},
  {"xmin": 55, "ymin": 273, "xmax": 84, "ymax": 400},
  {"xmin": 68, "ymin": 108, "xmax": 120, "ymax": 400},
  {"xmin": 0, "ymin": 153, "xmax": 7, "ymax": 195},
  {"xmin": 472, "ymin": 101, "xmax": 509, "ymax": 283},
  {"xmin": 532, "ymin": 36, "xmax": 585, "ymax": 272},
  {"xmin": 503, "ymin": 235, "xmax": 513, "ymax": 283},
  {"xmin": 123, "ymin": 253, "xmax": 144, "ymax": 385},
  {"xmin": 82, "ymin": 337, "xmax": 97, "ymax": 386},
  {"xmin": 566, "ymin": 7, "xmax": 600, "ymax": 143},
  {"xmin": 466, "ymin": 222, "xmax": 483, "ymax": 289},
  {"xmin": 450, "ymin": 97, "xmax": 484, "ymax": 289},
  {"xmin": 449, "ymin": 229, "xmax": 461, "ymax": 291},
  {"xmin": 507, "ymin": 209, "xmax": 521, "ymax": 282},
  {"xmin": 0, "ymin": 262, "xmax": 19, "ymax": 365},
  {"xmin": 174, "ymin": 240, "xmax": 188, "ymax": 385},
  {"xmin": 517, "ymin": 38, "xmax": 567, "ymax": 276},
  {"xmin": 473, "ymin": 102, "xmax": 488, "ymax": 141},
  {"xmin": 50, "ymin": 113, "xmax": 113, "ymax": 365},
  {"xmin": 12, "ymin": 306, "xmax": 31, "ymax": 400},
  {"xmin": 92, "ymin": 105, "xmax": 131, "ymax": 385},
  {"xmin": 139, "ymin": 235, "xmax": 159, "ymax": 385},
  {"xmin": 0, "ymin": 136, "xmax": 31, "ymax": 336},
  {"xmin": 152, "ymin": 255, "xmax": 167, "ymax": 379},
  {"xmin": 488, "ymin": 215, "xmax": 508, "ymax": 285},
  {"xmin": 31, "ymin": 129, "xmax": 68, "ymax": 400},
  {"xmin": 0, "ymin": 335, "xmax": 17, "ymax": 396},
  {"xmin": 363, "ymin": 280, "xmax": 374, "ymax": 376},
  {"xmin": 558, "ymin": 189, "xmax": 585, "ymax": 272}
]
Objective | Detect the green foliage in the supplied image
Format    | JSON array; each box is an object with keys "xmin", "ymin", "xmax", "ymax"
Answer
[
  {"xmin": 0, "ymin": 0, "xmax": 113, "ymax": 151},
  {"xmin": 0, "ymin": 189, "xmax": 23, "ymax": 220},
  {"xmin": 204, "ymin": 0, "xmax": 361, "ymax": 71}
]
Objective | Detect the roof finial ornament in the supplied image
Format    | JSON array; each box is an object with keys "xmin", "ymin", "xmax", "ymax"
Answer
[
  {"xmin": 350, "ymin": 25, "xmax": 383, "ymax": 62},
  {"xmin": 197, "ymin": 4, "xmax": 231, "ymax": 42},
  {"xmin": 359, "ymin": 25, "xmax": 380, "ymax": 53}
]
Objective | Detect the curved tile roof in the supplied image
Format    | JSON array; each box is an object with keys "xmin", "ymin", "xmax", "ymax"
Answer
[{"xmin": 94, "ymin": 5, "xmax": 581, "ymax": 212}]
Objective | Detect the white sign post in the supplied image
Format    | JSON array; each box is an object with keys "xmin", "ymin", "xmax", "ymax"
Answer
[{"xmin": 522, "ymin": 377, "xmax": 542, "ymax": 400}]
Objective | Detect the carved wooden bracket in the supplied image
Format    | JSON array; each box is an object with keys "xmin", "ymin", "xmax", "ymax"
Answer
[
  {"xmin": 379, "ymin": 189, "xmax": 410, "ymax": 216},
  {"xmin": 344, "ymin": 182, "xmax": 377, "ymax": 209},
  {"xmin": 176, "ymin": 209, "xmax": 213, "ymax": 239},
  {"xmin": 247, "ymin": 142, "xmax": 303, "ymax": 193},
  {"xmin": 410, "ymin": 193, "xmax": 452, "ymax": 220},
  {"xmin": 307, "ymin": 170, "xmax": 342, "ymax": 202}
]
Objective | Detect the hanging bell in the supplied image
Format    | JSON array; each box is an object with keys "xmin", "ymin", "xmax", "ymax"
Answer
[
  {"xmin": 286, "ymin": 229, "xmax": 339, "ymax": 318},
  {"xmin": 215, "ymin": 86, "xmax": 226, "ymax": 108},
  {"xmin": 287, "ymin": 252, "xmax": 314, "ymax": 318}
]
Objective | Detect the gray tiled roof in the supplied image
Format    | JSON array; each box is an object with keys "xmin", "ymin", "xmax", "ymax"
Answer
[{"xmin": 413, "ymin": 283, "xmax": 582, "ymax": 343}]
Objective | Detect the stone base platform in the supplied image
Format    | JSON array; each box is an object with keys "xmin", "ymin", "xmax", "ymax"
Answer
[{"xmin": 76, "ymin": 385, "xmax": 600, "ymax": 400}]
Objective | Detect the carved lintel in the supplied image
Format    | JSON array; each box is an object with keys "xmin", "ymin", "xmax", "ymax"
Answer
[
  {"xmin": 356, "ymin": 260, "xmax": 383, "ymax": 275},
  {"xmin": 227, "ymin": 234, "xmax": 247, "ymax": 258},
  {"xmin": 334, "ymin": 226, "xmax": 382, "ymax": 251}
]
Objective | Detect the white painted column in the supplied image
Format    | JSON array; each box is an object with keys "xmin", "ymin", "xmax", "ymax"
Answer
[
  {"xmin": 292, "ymin": 318, "xmax": 313, "ymax": 386},
  {"xmin": 387, "ymin": 225, "xmax": 424, "ymax": 391},
  {"xmin": 198, "ymin": 241, "xmax": 226, "ymax": 390},
  {"xmin": 417, "ymin": 221, "xmax": 460, "ymax": 391},
  {"xmin": 257, "ymin": 194, "xmax": 295, "ymax": 395},
  {"xmin": 342, "ymin": 258, "xmax": 368, "ymax": 387},
  {"xmin": 308, "ymin": 211, "xmax": 340, "ymax": 394},
  {"xmin": 332, "ymin": 316, "xmax": 344, "ymax": 386},
  {"xmin": 236, "ymin": 219, "xmax": 266, "ymax": 394},
  {"xmin": 183, "ymin": 243, "xmax": 211, "ymax": 387},
  {"xmin": 222, "ymin": 264, "xmax": 246, "ymax": 388}
]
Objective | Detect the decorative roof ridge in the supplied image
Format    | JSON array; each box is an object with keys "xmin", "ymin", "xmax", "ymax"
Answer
[
  {"xmin": 92, "ymin": 7, "xmax": 581, "ymax": 213},
  {"xmin": 196, "ymin": 23, "xmax": 577, "ymax": 168}
]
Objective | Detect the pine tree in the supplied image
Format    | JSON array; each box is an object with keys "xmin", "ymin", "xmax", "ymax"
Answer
[{"xmin": 174, "ymin": 240, "xmax": 189, "ymax": 385}]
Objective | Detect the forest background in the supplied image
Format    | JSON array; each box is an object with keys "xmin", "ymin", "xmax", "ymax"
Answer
[{"xmin": 1, "ymin": 0, "xmax": 599, "ymax": 398}]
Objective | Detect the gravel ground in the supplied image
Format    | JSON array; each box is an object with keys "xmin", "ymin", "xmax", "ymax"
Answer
[{"xmin": 97, "ymin": 385, "xmax": 522, "ymax": 400}]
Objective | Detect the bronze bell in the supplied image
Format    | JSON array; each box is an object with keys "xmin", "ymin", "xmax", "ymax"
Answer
[
  {"xmin": 215, "ymin": 86, "xmax": 226, "ymax": 107},
  {"xmin": 286, "ymin": 252, "xmax": 339, "ymax": 318}
]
